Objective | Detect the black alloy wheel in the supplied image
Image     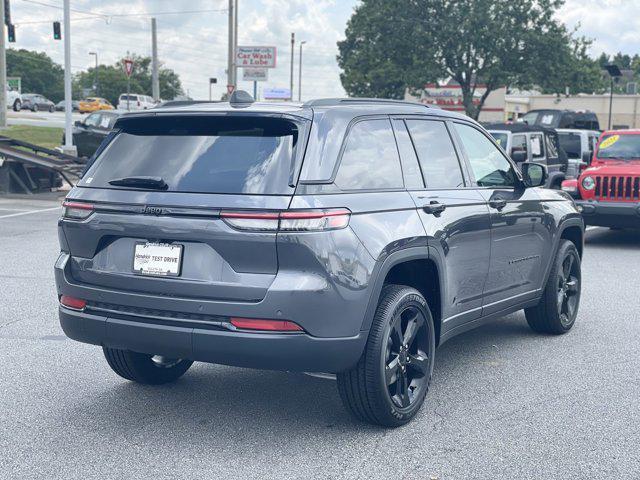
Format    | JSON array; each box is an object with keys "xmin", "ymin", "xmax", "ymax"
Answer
[
  {"xmin": 384, "ymin": 304, "xmax": 431, "ymax": 409},
  {"xmin": 526, "ymin": 240, "xmax": 581, "ymax": 334},
  {"xmin": 557, "ymin": 251, "xmax": 580, "ymax": 327},
  {"xmin": 338, "ymin": 285, "xmax": 435, "ymax": 427}
]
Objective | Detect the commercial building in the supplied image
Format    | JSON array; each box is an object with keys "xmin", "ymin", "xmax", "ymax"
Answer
[{"xmin": 505, "ymin": 94, "xmax": 640, "ymax": 129}]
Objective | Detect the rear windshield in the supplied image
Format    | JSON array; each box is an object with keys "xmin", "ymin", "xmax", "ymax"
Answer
[
  {"xmin": 558, "ymin": 132, "xmax": 581, "ymax": 159},
  {"xmin": 119, "ymin": 95, "xmax": 137, "ymax": 101},
  {"xmin": 80, "ymin": 115, "xmax": 303, "ymax": 195}
]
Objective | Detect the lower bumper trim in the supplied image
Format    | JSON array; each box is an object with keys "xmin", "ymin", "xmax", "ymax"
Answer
[{"xmin": 60, "ymin": 307, "xmax": 367, "ymax": 374}]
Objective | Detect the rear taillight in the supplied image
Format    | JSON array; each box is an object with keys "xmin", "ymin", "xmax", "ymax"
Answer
[
  {"xmin": 62, "ymin": 201, "xmax": 94, "ymax": 220},
  {"xmin": 60, "ymin": 295, "xmax": 86, "ymax": 310},
  {"xmin": 230, "ymin": 317, "xmax": 303, "ymax": 332},
  {"xmin": 221, "ymin": 209, "xmax": 351, "ymax": 232}
]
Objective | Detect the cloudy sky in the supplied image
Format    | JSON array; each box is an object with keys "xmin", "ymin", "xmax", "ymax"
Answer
[{"xmin": 10, "ymin": 0, "xmax": 640, "ymax": 100}]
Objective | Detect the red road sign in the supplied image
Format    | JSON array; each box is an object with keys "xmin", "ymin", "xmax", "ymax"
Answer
[
  {"xmin": 227, "ymin": 84, "xmax": 235, "ymax": 95},
  {"xmin": 123, "ymin": 59, "xmax": 134, "ymax": 77}
]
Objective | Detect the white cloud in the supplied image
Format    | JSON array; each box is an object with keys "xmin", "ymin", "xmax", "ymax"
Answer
[
  {"xmin": 10, "ymin": 0, "xmax": 356, "ymax": 100},
  {"xmin": 558, "ymin": 0, "xmax": 640, "ymax": 56}
]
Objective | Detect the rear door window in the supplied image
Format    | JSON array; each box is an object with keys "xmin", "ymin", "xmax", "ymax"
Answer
[
  {"xmin": 405, "ymin": 120, "xmax": 465, "ymax": 189},
  {"xmin": 334, "ymin": 119, "xmax": 403, "ymax": 190},
  {"xmin": 80, "ymin": 115, "xmax": 304, "ymax": 195}
]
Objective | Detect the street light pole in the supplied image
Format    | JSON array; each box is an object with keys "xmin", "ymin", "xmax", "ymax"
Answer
[
  {"xmin": 89, "ymin": 52, "xmax": 98, "ymax": 96},
  {"xmin": 298, "ymin": 41, "xmax": 306, "ymax": 102},
  {"xmin": 609, "ymin": 76, "xmax": 614, "ymax": 130},
  {"xmin": 604, "ymin": 64, "xmax": 622, "ymax": 130},
  {"xmin": 151, "ymin": 18, "xmax": 159, "ymax": 102},
  {"xmin": 289, "ymin": 33, "xmax": 295, "ymax": 101},
  {"xmin": 63, "ymin": 0, "xmax": 74, "ymax": 154},
  {"xmin": 0, "ymin": 0, "xmax": 7, "ymax": 128}
]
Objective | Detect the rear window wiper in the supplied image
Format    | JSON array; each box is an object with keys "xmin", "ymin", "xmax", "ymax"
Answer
[{"xmin": 108, "ymin": 176, "xmax": 168, "ymax": 190}]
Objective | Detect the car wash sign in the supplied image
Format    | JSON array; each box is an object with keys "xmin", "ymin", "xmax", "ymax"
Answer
[{"xmin": 236, "ymin": 46, "xmax": 277, "ymax": 68}]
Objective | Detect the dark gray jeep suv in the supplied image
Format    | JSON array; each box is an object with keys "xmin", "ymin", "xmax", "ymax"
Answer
[{"xmin": 55, "ymin": 95, "xmax": 584, "ymax": 427}]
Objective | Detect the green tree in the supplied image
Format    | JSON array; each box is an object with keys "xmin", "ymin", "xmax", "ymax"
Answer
[
  {"xmin": 74, "ymin": 54, "xmax": 183, "ymax": 105},
  {"xmin": 338, "ymin": 0, "xmax": 604, "ymax": 118},
  {"xmin": 537, "ymin": 36, "xmax": 606, "ymax": 95},
  {"xmin": 6, "ymin": 49, "xmax": 64, "ymax": 102}
]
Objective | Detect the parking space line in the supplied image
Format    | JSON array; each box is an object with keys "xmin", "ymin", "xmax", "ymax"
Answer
[{"xmin": 0, "ymin": 206, "xmax": 60, "ymax": 219}]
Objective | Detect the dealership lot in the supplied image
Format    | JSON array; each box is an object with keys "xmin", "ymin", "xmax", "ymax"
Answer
[{"xmin": 1, "ymin": 197, "xmax": 639, "ymax": 479}]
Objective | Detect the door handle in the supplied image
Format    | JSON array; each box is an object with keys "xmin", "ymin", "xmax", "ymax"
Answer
[
  {"xmin": 489, "ymin": 198, "xmax": 507, "ymax": 211},
  {"xmin": 422, "ymin": 201, "xmax": 446, "ymax": 217}
]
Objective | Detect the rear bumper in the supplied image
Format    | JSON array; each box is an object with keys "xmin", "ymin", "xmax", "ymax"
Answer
[
  {"xmin": 59, "ymin": 307, "xmax": 366, "ymax": 373},
  {"xmin": 576, "ymin": 200, "xmax": 640, "ymax": 228}
]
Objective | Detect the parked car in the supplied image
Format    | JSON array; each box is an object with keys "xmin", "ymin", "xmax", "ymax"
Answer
[
  {"xmin": 56, "ymin": 94, "xmax": 584, "ymax": 427},
  {"xmin": 55, "ymin": 100, "xmax": 80, "ymax": 112},
  {"xmin": 79, "ymin": 97, "xmax": 114, "ymax": 113},
  {"xmin": 20, "ymin": 93, "xmax": 55, "ymax": 112},
  {"xmin": 67, "ymin": 110, "xmax": 121, "ymax": 158},
  {"xmin": 487, "ymin": 123, "xmax": 569, "ymax": 188},
  {"xmin": 117, "ymin": 94, "xmax": 156, "ymax": 111},
  {"xmin": 521, "ymin": 109, "xmax": 600, "ymax": 130},
  {"xmin": 557, "ymin": 128, "xmax": 601, "ymax": 179},
  {"xmin": 562, "ymin": 129, "xmax": 640, "ymax": 229},
  {"xmin": 6, "ymin": 86, "xmax": 22, "ymax": 111}
]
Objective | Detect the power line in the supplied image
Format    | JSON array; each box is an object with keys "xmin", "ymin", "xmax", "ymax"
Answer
[{"xmin": 20, "ymin": 0, "xmax": 227, "ymax": 21}]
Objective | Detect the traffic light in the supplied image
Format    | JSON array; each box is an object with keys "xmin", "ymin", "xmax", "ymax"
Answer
[
  {"xmin": 4, "ymin": 0, "xmax": 10, "ymax": 26},
  {"xmin": 7, "ymin": 23, "xmax": 15, "ymax": 43},
  {"xmin": 53, "ymin": 21, "xmax": 61, "ymax": 40}
]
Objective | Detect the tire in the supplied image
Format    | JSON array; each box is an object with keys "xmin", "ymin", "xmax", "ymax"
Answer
[
  {"xmin": 49, "ymin": 105, "xmax": 55, "ymax": 113},
  {"xmin": 102, "ymin": 347, "xmax": 193, "ymax": 385},
  {"xmin": 12, "ymin": 99, "xmax": 20, "ymax": 111},
  {"xmin": 525, "ymin": 240, "xmax": 581, "ymax": 334},
  {"xmin": 337, "ymin": 285, "xmax": 436, "ymax": 427}
]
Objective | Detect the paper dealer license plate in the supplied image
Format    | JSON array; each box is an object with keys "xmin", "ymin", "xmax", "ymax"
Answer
[{"xmin": 133, "ymin": 242, "xmax": 183, "ymax": 277}]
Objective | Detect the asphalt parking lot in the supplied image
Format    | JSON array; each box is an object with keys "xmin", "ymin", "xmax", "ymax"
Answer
[{"xmin": 1, "ymin": 196, "xmax": 639, "ymax": 479}]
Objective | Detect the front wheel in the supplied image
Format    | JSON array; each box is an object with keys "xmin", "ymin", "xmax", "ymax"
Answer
[
  {"xmin": 525, "ymin": 240, "xmax": 581, "ymax": 334},
  {"xmin": 337, "ymin": 285, "xmax": 435, "ymax": 427},
  {"xmin": 12, "ymin": 99, "xmax": 20, "ymax": 111},
  {"xmin": 103, "ymin": 347, "xmax": 193, "ymax": 385},
  {"xmin": 49, "ymin": 105, "xmax": 55, "ymax": 113}
]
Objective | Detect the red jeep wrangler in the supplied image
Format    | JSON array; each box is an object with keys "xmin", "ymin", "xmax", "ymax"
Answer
[{"xmin": 562, "ymin": 129, "xmax": 640, "ymax": 228}]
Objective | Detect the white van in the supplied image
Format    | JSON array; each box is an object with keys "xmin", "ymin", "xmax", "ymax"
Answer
[{"xmin": 117, "ymin": 94, "xmax": 156, "ymax": 111}]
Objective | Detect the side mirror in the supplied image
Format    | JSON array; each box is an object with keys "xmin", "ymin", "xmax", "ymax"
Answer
[
  {"xmin": 582, "ymin": 150, "xmax": 593, "ymax": 164},
  {"xmin": 74, "ymin": 120, "xmax": 83, "ymax": 127},
  {"xmin": 521, "ymin": 162, "xmax": 548, "ymax": 188},
  {"xmin": 511, "ymin": 150, "xmax": 527, "ymax": 163}
]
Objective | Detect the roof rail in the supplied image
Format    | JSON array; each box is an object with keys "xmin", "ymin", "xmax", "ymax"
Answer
[{"xmin": 302, "ymin": 98, "xmax": 430, "ymax": 108}]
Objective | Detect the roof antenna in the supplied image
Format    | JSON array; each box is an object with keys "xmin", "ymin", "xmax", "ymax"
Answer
[{"xmin": 229, "ymin": 90, "xmax": 255, "ymax": 107}]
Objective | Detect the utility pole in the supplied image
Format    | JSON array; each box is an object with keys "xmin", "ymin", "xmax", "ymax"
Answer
[
  {"xmin": 289, "ymin": 32, "xmax": 295, "ymax": 101},
  {"xmin": 89, "ymin": 51, "xmax": 98, "ymax": 95},
  {"xmin": 62, "ymin": 0, "xmax": 75, "ymax": 154},
  {"xmin": 298, "ymin": 40, "xmax": 306, "ymax": 102},
  {"xmin": 151, "ymin": 18, "xmax": 159, "ymax": 102},
  {"xmin": 0, "ymin": 0, "xmax": 7, "ymax": 128},
  {"xmin": 233, "ymin": 0, "xmax": 238, "ymax": 88},
  {"xmin": 227, "ymin": 0, "xmax": 236, "ymax": 95}
]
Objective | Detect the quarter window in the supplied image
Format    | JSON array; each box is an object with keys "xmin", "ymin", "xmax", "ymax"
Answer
[
  {"xmin": 405, "ymin": 120, "xmax": 465, "ymax": 189},
  {"xmin": 454, "ymin": 123, "xmax": 517, "ymax": 188},
  {"xmin": 334, "ymin": 119, "xmax": 403, "ymax": 190}
]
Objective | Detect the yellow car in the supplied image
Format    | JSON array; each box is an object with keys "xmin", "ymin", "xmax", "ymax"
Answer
[{"xmin": 79, "ymin": 97, "xmax": 114, "ymax": 113}]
